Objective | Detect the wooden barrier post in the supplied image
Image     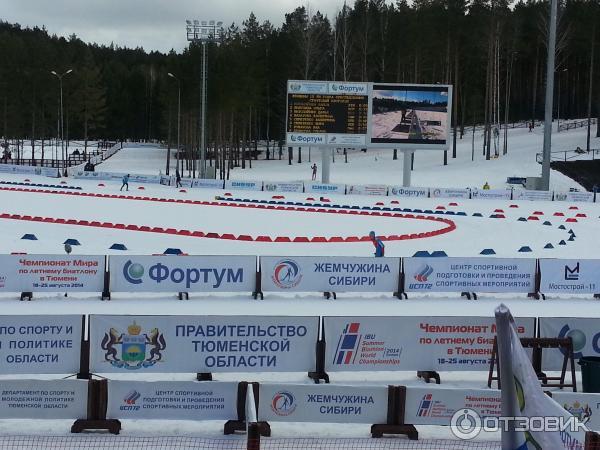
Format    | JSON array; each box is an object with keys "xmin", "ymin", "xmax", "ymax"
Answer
[
  {"xmin": 308, "ymin": 318, "xmax": 330, "ymax": 384},
  {"xmin": 71, "ymin": 379, "xmax": 121, "ymax": 434},
  {"xmin": 371, "ymin": 386, "xmax": 418, "ymax": 439},
  {"xmin": 224, "ymin": 382, "xmax": 271, "ymax": 437}
]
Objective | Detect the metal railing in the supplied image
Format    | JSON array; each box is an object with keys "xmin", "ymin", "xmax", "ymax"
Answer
[
  {"xmin": 558, "ymin": 117, "xmax": 597, "ymax": 132},
  {"xmin": 536, "ymin": 148, "xmax": 600, "ymax": 164}
]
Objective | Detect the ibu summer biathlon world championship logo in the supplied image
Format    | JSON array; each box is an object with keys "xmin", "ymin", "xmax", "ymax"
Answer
[
  {"xmin": 101, "ymin": 321, "xmax": 166, "ymax": 370},
  {"xmin": 271, "ymin": 259, "xmax": 302, "ymax": 289},
  {"xmin": 271, "ymin": 391, "xmax": 296, "ymax": 416}
]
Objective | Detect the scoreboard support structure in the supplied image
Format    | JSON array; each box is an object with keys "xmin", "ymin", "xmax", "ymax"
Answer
[
  {"xmin": 321, "ymin": 147, "xmax": 331, "ymax": 184},
  {"xmin": 402, "ymin": 150, "xmax": 414, "ymax": 187}
]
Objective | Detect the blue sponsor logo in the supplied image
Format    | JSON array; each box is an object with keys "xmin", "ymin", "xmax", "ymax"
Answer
[{"xmin": 123, "ymin": 260, "xmax": 144, "ymax": 285}]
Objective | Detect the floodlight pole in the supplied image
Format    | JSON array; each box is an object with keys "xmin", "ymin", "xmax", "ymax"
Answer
[
  {"xmin": 50, "ymin": 69, "xmax": 73, "ymax": 174},
  {"xmin": 201, "ymin": 41, "xmax": 207, "ymax": 179},
  {"xmin": 187, "ymin": 19, "xmax": 222, "ymax": 179},
  {"xmin": 541, "ymin": 0, "xmax": 558, "ymax": 191}
]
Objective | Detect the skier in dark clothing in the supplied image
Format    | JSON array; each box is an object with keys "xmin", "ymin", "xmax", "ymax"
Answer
[
  {"xmin": 311, "ymin": 163, "xmax": 318, "ymax": 181},
  {"xmin": 120, "ymin": 174, "xmax": 130, "ymax": 191},
  {"xmin": 369, "ymin": 231, "xmax": 385, "ymax": 257},
  {"xmin": 175, "ymin": 170, "xmax": 182, "ymax": 188}
]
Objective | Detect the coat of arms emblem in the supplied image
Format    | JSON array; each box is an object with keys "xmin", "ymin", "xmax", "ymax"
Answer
[{"xmin": 101, "ymin": 321, "xmax": 166, "ymax": 370}]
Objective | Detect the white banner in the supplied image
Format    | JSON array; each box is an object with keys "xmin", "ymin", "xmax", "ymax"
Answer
[
  {"xmin": 258, "ymin": 383, "xmax": 388, "ymax": 424},
  {"xmin": 107, "ymin": 380, "xmax": 237, "ymax": 421},
  {"xmin": 223, "ymin": 180, "xmax": 262, "ymax": 191},
  {"xmin": 0, "ymin": 315, "xmax": 82, "ymax": 374},
  {"xmin": 346, "ymin": 185, "xmax": 388, "ymax": 196},
  {"xmin": 0, "ymin": 379, "xmax": 88, "ymax": 419},
  {"xmin": 388, "ymin": 186, "xmax": 429, "ymax": 198},
  {"xmin": 260, "ymin": 257, "xmax": 400, "ymax": 293},
  {"xmin": 191, "ymin": 179, "xmax": 225, "ymax": 189},
  {"xmin": 539, "ymin": 317, "xmax": 600, "ymax": 370},
  {"xmin": 0, "ymin": 255, "xmax": 104, "ymax": 293},
  {"xmin": 109, "ymin": 255, "xmax": 256, "ymax": 292},
  {"xmin": 73, "ymin": 171, "xmax": 161, "ymax": 184},
  {"xmin": 0, "ymin": 164, "xmax": 60, "ymax": 178},
  {"xmin": 513, "ymin": 190, "xmax": 554, "ymax": 201},
  {"xmin": 324, "ymin": 316, "xmax": 535, "ymax": 372},
  {"xmin": 554, "ymin": 191, "xmax": 595, "ymax": 203},
  {"xmin": 304, "ymin": 183, "xmax": 345, "ymax": 195},
  {"xmin": 470, "ymin": 188, "xmax": 512, "ymax": 200},
  {"xmin": 430, "ymin": 187, "xmax": 471, "ymax": 199},
  {"xmin": 403, "ymin": 257, "xmax": 536, "ymax": 293},
  {"xmin": 89, "ymin": 315, "xmax": 318, "ymax": 373},
  {"xmin": 540, "ymin": 259, "xmax": 600, "ymax": 294},
  {"xmin": 263, "ymin": 182, "xmax": 304, "ymax": 193},
  {"xmin": 404, "ymin": 387, "xmax": 501, "ymax": 426},
  {"xmin": 552, "ymin": 392, "xmax": 600, "ymax": 432}
]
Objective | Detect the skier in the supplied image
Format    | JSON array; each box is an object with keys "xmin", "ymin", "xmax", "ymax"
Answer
[
  {"xmin": 120, "ymin": 174, "xmax": 130, "ymax": 191},
  {"xmin": 311, "ymin": 163, "xmax": 317, "ymax": 181},
  {"xmin": 482, "ymin": 181, "xmax": 490, "ymax": 190},
  {"xmin": 175, "ymin": 170, "xmax": 182, "ymax": 188},
  {"xmin": 369, "ymin": 231, "xmax": 385, "ymax": 257}
]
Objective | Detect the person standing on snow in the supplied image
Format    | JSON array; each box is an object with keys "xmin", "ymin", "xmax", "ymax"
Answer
[
  {"xmin": 311, "ymin": 163, "xmax": 318, "ymax": 181},
  {"xmin": 175, "ymin": 170, "xmax": 182, "ymax": 188},
  {"xmin": 369, "ymin": 231, "xmax": 385, "ymax": 257},
  {"xmin": 120, "ymin": 174, "xmax": 130, "ymax": 191}
]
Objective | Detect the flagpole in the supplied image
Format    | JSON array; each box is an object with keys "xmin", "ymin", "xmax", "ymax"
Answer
[{"xmin": 495, "ymin": 304, "xmax": 521, "ymax": 450}]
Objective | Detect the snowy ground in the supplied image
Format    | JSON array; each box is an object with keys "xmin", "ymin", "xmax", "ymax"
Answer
[{"xmin": 0, "ymin": 124, "xmax": 599, "ymax": 446}]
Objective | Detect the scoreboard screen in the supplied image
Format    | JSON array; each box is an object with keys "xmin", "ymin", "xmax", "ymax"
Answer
[
  {"xmin": 287, "ymin": 94, "xmax": 368, "ymax": 135},
  {"xmin": 286, "ymin": 81, "xmax": 369, "ymax": 147}
]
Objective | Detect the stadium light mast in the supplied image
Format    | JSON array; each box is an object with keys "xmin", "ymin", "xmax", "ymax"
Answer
[
  {"xmin": 541, "ymin": 0, "xmax": 558, "ymax": 191},
  {"xmin": 186, "ymin": 19, "xmax": 224, "ymax": 178},
  {"xmin": 50, "ymin": 69, "xmax": 73, "ymax": 174}
]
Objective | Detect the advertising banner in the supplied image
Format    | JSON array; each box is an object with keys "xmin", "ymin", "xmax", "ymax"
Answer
[
  {"xmin": 258, "ymin": 383, "xmax": 388, "ymax": 424},
  {"xmin": 403, "ymin": 257, "xmax": 536, "ymax": 293},
  {"xmin": 513, "ymin": 190, "xmax": 554, "ymax": 202},
  {"xmin": 404, "ymin": 387, "xmax": 501, "ymax": 426},
  {"xmin": 263, "ymin": 182, "xmax": 304, "ymax": 193},
  {"xmin": 554, "ymin": 191, "xmax": 595, "ymax": 203},
  {"xmin": 223, "ymin": 180, "xmax": 262, "ymax": 191},
  {"xmin": 552, "ymin": 392, "xmax": 600, "ymax": 432},
  {"xmin": 540, "ymin": 259, "xmax": 600, "ymax": 294},
  {"xmin": 109, "ymin": 255, "xmax": 256, "ymax": 293},
  {"xmin": 107, "ymin": 380, "xmax": 238, "ymax": 421},
  {"xmin": 470, "ymin": 189, "xmax": 512, "ymax": 200},
  {"xmin": 260, "ymin": 257, "xmax": 400, "ymax": 293},
  {"xmin": 429, "ymin": 188, "xmax": 471, "ymax": 199},
  {"xmin": 324, "ymin": 316, "xmax": 535, "ymax": 372},
  {"xmin": 0, "ymin": 379, "xmax": 88, "ymax": 419},
  {"xmin": 346, "ymin": 185, "xmax": 388, "ymax": 196},
  {"xmin": 388, "ymin": 186, "xmax": 429, "ymax": 198},
  {"xmin": 191, "ymin": 179, "xmax": 225, "ymax": 189},
  {"xmin": 0, "ymin": 164, "xmax": 60, "ymax": 178},
  {"xmin": 0, "ymin": 255, "xmax": 104, "ymax": 293},
  {"xmin": 89, "ymin": 315, "xmax": 318, "ymax": 373},
  {"xmin": 539, "ymin": 317, "xmax": 600, "ymax": 370},
  {"xmin": 0, "ymin": 315, "xmax": 82, "ymax": 374},
  {"xmin": 73, "ymin": 171, "xmax": 161, "ymax": 184},
  {"xmin": 304, "ymin": 183, "xmax": 345, "ymax": 195}
]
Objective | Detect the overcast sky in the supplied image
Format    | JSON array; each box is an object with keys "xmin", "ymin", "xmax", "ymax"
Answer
[{"xmin": 2, "ymin": 0, "xmax": 355, "ymax": 54}]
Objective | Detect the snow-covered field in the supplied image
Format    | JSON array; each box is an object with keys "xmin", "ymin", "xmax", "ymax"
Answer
[{"xmin": 0, "ymin": 124, "xmax": 599, "ymax": 447}]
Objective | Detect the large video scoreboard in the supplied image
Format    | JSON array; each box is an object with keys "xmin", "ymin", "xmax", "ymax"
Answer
[{"xmin": 286, "ymin": 81, "xmax": 452, "ymax": 150}]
